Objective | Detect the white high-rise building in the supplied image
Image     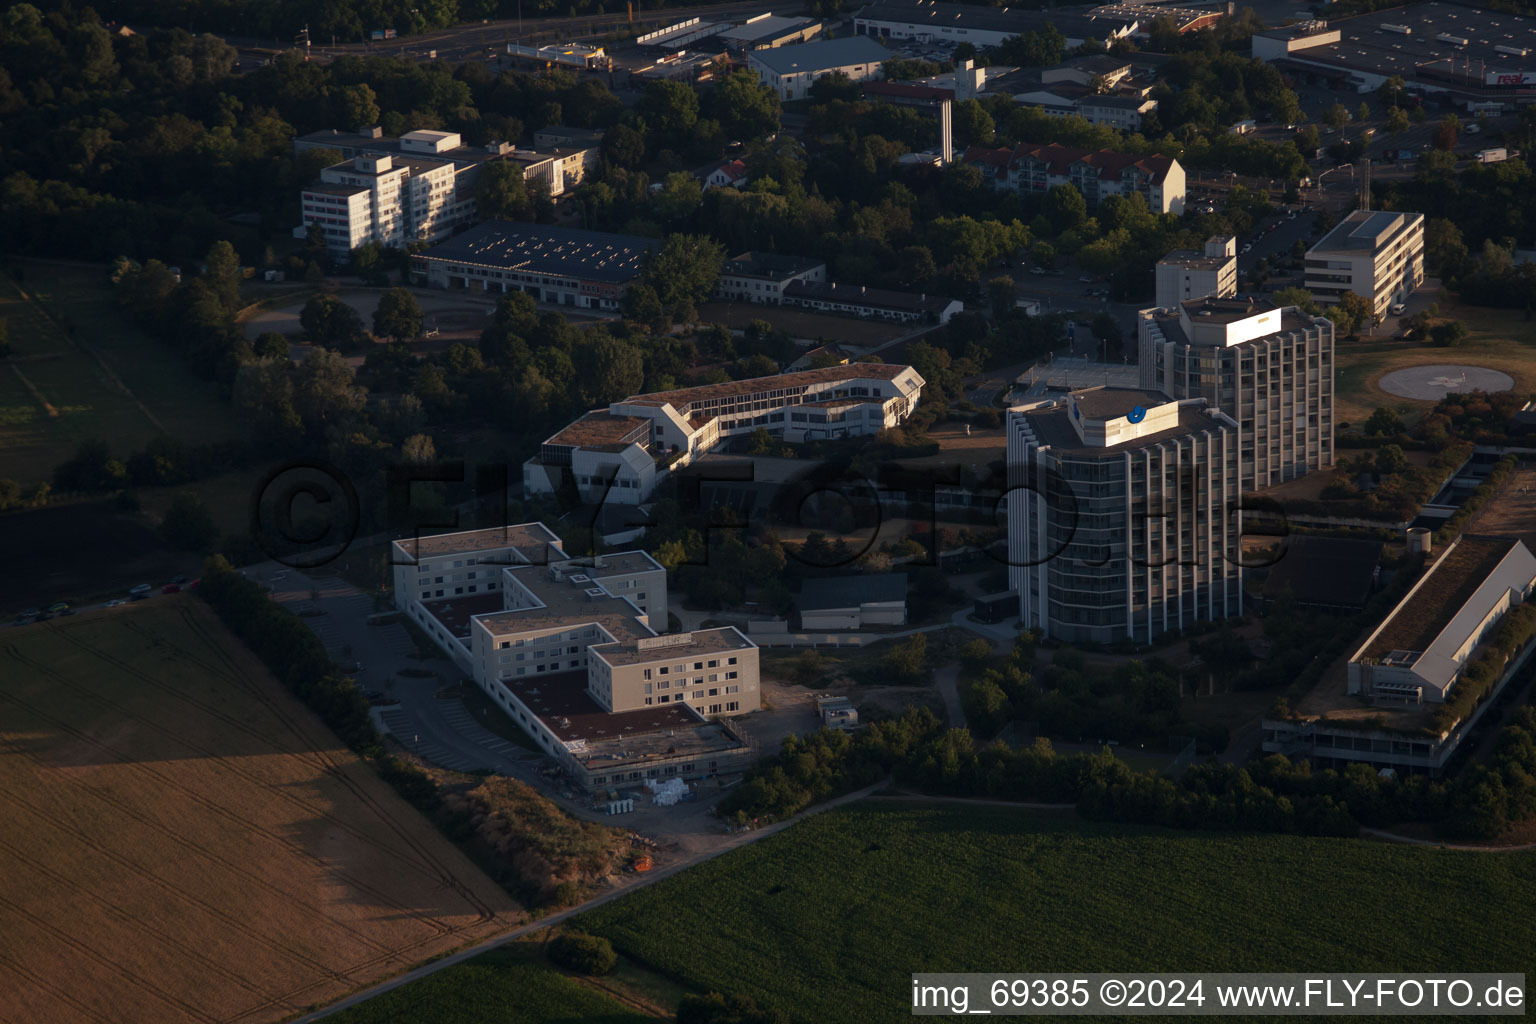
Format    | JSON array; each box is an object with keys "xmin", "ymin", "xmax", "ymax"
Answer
[
  {"xmin": 1006, "ymin": 387, "xmax": 1243, "ymax": 644},
  {"xmin": 1138, "ymin": 296, "xmax": 1335, "ymax": 493}
]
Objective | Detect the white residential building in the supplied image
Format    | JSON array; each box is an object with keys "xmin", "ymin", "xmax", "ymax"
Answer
[
  {"xmin": 1155, "ymin": 236, "xmax": 1237, "ymax": 309},
  {"xmin": 748, "ymin": 36, "xmax": 890, "ymax": 101},
  {"xmin": 1304, "ymin": 209, "xmax": 1425, "ymax": 320},
  {"xmin": 962, "ymin": 142, "xmax": 1186, "ymax": 214},
  {"xmin": 294, "ymin": 127, "xmax": 599, "ymax": 253}
]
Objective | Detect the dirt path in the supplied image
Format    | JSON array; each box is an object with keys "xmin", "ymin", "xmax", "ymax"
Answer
[
  {"xmin": 1360, "ymin": 826, "xmax": 1536, "ymax": 853},
  {"xmin": 290, "ymin": 779, "xmax": 891, "ymax": 1023}
]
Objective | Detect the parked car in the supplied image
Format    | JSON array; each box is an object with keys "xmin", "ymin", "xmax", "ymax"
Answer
[
  {"xmin": 48, "ymin": 602, "xmax": 72, "ymax": 616},
  {"xmin": 129, "ymin": 583, "xmax": 152, "ymax": 598},
  {"xmin": 170, "ymin": 575, "xmax": 190, "ymax": 585},
  {"xmin": 1078, "ymin": 275, "xmax": 1093, "ymax": 283},
  {"xmin": 161, "ymin": 583, "xmax": 180, "ymax": 595},
  {"xmin": 105, "ymin": 598, "xmax": 127, "ymax": 607},
  {"xmin": 20, "ymin": 607, "xmax": 40, "ymax": 620},
  {"xmin": 1389, "ymin": 303, "xmax": 1406, "ymax": 315}
]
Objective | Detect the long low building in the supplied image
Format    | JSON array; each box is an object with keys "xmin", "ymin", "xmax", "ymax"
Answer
[
  {"xmin": 1348, "ymin": 537, "xmax": 1536, "ymax": 705},
  {"xmin": 1265, "ymin": 533, "xmax": 1536, "ymax": 775},
  {"xmin": 409, "ymin": 222, "xmax": 656, "ymax": 310},
  {"xmin": 392, "ymin": 524, "xmax": 759, "ymax": 789},
  {"xmin": 781, "ymin": 280, "xmax": 962, "ymax": 324},
  {"xmin": 523, "ymin": 363, "xmax": 926, "ymax": 503}
]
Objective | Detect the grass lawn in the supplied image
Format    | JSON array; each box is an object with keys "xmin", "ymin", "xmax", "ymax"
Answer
[
  {"xmin": 0, "ymin": 598, "xmax": 523, "ymax": 1024},
  {"xmin": 0, "ymin": 262, "xmax": 241, "ymax": 484},
  {"xmin": 326, "ymin": 941, "xmax": 659, "ymax": 1023},
  {"xmin": 1333, "ymin": 302, "xmax": 1536, "ymax": 428},
  {"xmin": 577, "ymin": 801, "xmax": 1536, "ymax": 1023}
]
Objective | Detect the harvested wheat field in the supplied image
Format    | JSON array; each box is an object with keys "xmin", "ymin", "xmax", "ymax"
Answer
[{"xmin": 0, "ymin": 597, "xmax": 523, "ymax": 1024}]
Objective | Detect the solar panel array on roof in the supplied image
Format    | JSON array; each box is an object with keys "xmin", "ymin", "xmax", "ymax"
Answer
[{"xmin": 418, "ymin": 221, "xmax": 657, "ymax": 283}]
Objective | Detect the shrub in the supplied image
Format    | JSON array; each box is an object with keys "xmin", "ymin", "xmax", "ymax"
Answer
[{"xmin": 548, "ymin": 931, "xmax": 618, "ymax": 975}]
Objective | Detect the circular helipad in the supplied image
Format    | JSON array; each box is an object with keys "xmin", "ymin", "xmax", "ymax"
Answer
[{"xmin": 1377, "ymin": 364, "xmax": 1514, "ymax": 401}]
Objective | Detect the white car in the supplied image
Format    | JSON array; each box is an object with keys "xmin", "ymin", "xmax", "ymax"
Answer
[
  {"xmin": 1390, "ymin": 303, "xmax": 1406, "ymax": 315},
  {"xmin": 105, "ymin": 598, "xmax": 127, "ymax": 607}
]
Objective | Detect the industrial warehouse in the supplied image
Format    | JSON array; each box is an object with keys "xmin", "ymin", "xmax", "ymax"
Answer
[{"xmin": 1253, "ymin": 1, "xmax": 1536, "ymax": 107}]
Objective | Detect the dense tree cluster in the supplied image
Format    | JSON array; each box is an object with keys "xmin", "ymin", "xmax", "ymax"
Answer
[{"xmin": 199, "ymin": 554, "xmax": 380, "ymax": 750}]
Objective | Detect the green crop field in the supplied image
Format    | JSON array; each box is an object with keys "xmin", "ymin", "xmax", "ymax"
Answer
[
  {"xmin": 0, "ymin": 262, "xmax": 240, "ymax": 484},
  {"xmin": 325, "ymin": 945, "xmax": 656, "ymax": 1024},
  {"xmin": 577, "ymin": 801, "xmax": 1536, "ymax": 1023}
]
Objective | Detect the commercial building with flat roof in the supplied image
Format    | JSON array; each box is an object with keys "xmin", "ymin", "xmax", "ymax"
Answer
[
  {"xmin": 1155, "ymin": 236, "xmax": 1237, "ymax": 309},
  {"xmin": 748, "ymin": 36, "xmax": 891, "ymax": 100},
  {"xmin": 522, "ymin": 363, "xmax": 927, "ymax": 503},
  {"xmin": 1252, "ymin": 2, "xmax": 1536, "ymax": 108},
  {"xmin": 1349, "ymin": 537, "xmax": 1536, "ymax": 705},
  {"xmin": 798, "ymin": 573, "xmax": 908, "ymax": 629},
  {"xmin": 1304, "ymin": 209, "xmax": 1425, "ymax": 321},
  {"xmin": 390, "ymin": 526, "xmax": 758, "ymax": 789},
  {"xmin": 717, "ymin": 13, "xmax": 822, "ymax": 50},
  {"xmin": 409, "ymin": 221, "xmax": 656, "ymax": 310},
  {"xmin": 1007, "ymin": 387, "xmax": 1243, "ymax": 644},
  {"xmin": 1138, "ymin": 296, "xmax": 1335, "ymax": 492}
]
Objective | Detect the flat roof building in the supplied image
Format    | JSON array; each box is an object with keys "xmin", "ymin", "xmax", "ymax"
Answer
[
  {"xmin": 781, "ymin": 280, "xmax": 963, "ymax": 324},
  {"xmin": 1138, "ymin": 296, "xmax": 1335, "ymax": 492},
  {"xmin": 748, "ymin": 36, "xmax": 891, "ymax": 100},
  {"xmin": 1007, "ymin": 386, "xmax": 1243, "ymax": 644},
  {"xmin": 798, "ymin": 573, "xmax": 908, "ymax": 629},
  {"xmin": 523, "ymin": 363, "xmax": 926, "ymax": 504},
  {"xmin": 1349, "ymin": 537, "xmax": 1536, "ymax": 705},
  {"xmin": 717, "ymin": 13, "xmax": 822, "ymax": 50},
  {"xmin": 1155, "ymin": 235, "xmax": 1237, "ymax": 310},
  {"xmin": 410, "ymin": 221, "xmax": 656, "ymax": 311},
  {"xmin": 716, "ymin": 252, "xmax": 827, "ymax": 304},
  {"xmin": 391, "ymin": 526, "xmax": 759, "ymax": 790},
  {"xmin": 1304, "ymin": 209, "xmax": 1425, "ymax": 321},
  {"xmin": 1252, "ymin": 2, "xmax": 1536, "ymax": 108},
  {"xmin": 853, "ymin": 0, "xmax": 1221, "ymax": 51},
  {"xmin": 293, "ymin": 127, "xmax": 602, "ymax": 253}
]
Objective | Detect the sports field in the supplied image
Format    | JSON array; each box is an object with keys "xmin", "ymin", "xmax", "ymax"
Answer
[
  {"xmin": 577, "ymin": 801, "xmax": 1536, "ymax": 1023},
  {"xmin": 0, "ymin": 599, "xmax": 522, "ymax": 1024},
  {"xmin": 0, "ymin": 262, "xmax": 240, "ymax": 484}
]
